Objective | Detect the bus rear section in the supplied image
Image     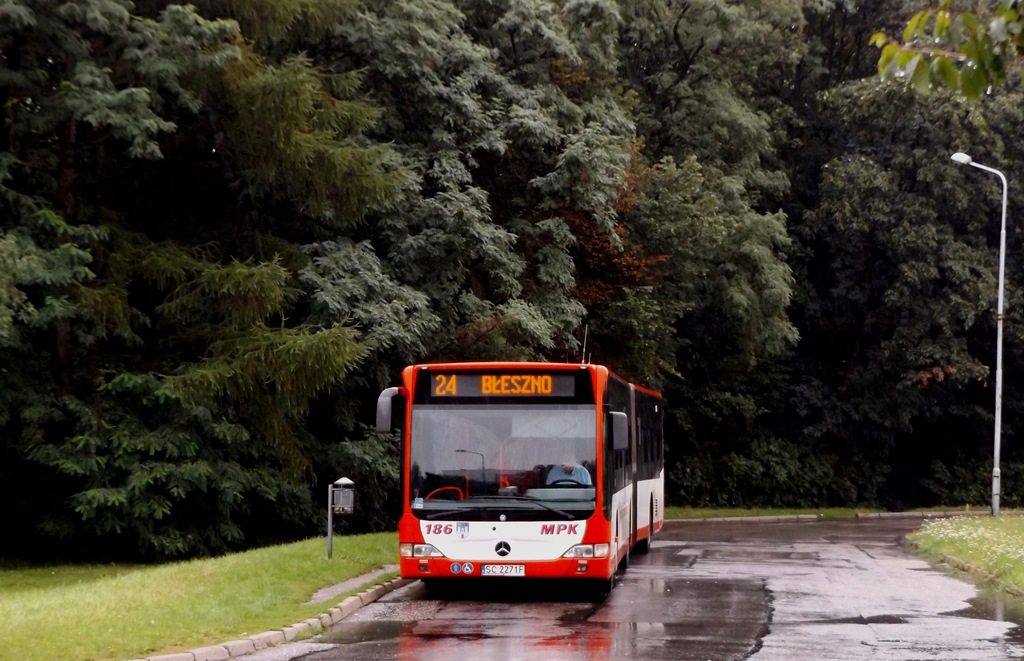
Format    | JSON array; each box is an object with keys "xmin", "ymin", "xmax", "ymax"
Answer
[
  {"xmin": 631, "ymin": 385, "xmax": 666, "ymax": 554},
  {"xmin": 376, "ymin": 362, "xmax": 662, "ymax": 593}
]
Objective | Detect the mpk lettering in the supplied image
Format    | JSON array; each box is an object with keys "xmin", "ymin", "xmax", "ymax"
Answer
[{"xmin": 540, "ymin": 523, "xmax": 578, "ymax": 534}]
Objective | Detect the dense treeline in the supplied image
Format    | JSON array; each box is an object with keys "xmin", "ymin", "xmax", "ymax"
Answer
[{"xmin": 2, "ymin": 0, "xmax": 1022, "ymax": 561}]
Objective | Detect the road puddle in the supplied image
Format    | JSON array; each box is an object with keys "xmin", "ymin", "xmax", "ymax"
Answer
[
  {"xmin": 945, "ymin": 587, "xmax": 1024, "ymax": 647},
  {"xmin": 321, "ymin": 619, "xmax": 502, "ymax": 645},
  {"xmin": 319, "ymin": 620, "xmax": 413, "ymax": 644}
]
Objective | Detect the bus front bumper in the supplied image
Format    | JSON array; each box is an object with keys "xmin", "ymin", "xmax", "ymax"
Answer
[{"xmin": 399, "ymin": 555, "xmax": 612, "ymax": 580}]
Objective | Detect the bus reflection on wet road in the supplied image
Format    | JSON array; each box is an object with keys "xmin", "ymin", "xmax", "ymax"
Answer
[
  {"xmin": 300, "ymin": 518, "xmax": 1024, "ymax": 660},
  {"xmin": 317, "ymin": 574, "xmax": 766, "ymax": 660}
]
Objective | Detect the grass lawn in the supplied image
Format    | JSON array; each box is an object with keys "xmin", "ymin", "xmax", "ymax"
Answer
[
  {"xmin": 662, "ymin": 505, "xmax": 992, "ymax": 520},
  {"xmin": 0, "ymin": 533, "xmax": 397, "ymax": 661},
  {"xmin": 664, "ymin": 506, "xmax": 868, "ymax": 519},
  {"xmin": 909, "ymin": 515, "xmax": 1024, "ymax": 594}
]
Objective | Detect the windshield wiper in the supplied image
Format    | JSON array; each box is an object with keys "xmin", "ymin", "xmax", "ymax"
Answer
[
  {"xmin": 467, "ymin": 495, "xmax": 574, "ymax": 520},
  {"xmin": 424, "ymin": 497, "xmax": 575, "ymax": 521},
  {"xmin": 425, "ymin": 508, "xmax": 477, "ymax": 520}
]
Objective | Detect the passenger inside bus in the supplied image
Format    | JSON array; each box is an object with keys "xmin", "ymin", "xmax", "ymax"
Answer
[{"xmin": 545, "ymin": 456, "xmax": 592, "ymax": 485}]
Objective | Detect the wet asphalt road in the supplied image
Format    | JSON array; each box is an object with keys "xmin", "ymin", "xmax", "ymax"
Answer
[{"xmin": 251, "ymin": 517, "xmax": 1024, "ymax": 660}]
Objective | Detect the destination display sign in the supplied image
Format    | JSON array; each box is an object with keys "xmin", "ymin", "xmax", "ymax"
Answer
[{"xmin": 429, "ymin": 372, "xmax": 576, "ymax": 398}]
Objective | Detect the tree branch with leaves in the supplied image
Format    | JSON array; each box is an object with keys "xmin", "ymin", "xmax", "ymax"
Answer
[{"xmin": 872, "ymin": 0, "xmax": 1024, "ymax": 97}]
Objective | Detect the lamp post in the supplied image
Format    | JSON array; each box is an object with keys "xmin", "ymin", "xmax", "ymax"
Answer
[
  {"xmin": 456, "ymin": 449, "xmax": 485, "ymax": 498},
  {"xmin": 951, "ymin": 151, "xmax": 1008, "ymax": 516},
  {"xmin": 455, "ymin": 449, "xmax": 485, "ymax": 477}
]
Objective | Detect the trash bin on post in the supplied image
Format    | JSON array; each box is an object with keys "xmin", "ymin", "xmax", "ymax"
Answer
[{"xmin": 327, "ymin": 477, "xmax": 354, "ymax": 559}]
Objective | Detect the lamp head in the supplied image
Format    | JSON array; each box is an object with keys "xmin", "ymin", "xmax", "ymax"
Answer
[{"xmin": 951, "ymin": 152, "xmax": 972, "ymax": 165}]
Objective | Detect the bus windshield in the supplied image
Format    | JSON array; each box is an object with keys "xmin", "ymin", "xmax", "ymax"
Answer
[{"xmin": 408, "ymin": 404, "xmax": 597, "ymax": 519}]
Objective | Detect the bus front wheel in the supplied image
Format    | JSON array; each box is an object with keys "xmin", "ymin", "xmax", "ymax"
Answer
[
  {"xmin": 591, "ymin": 575, "xmax": 614, "ymax": 600},
  {"xmin": 421, "ymin": 579, "xmax": 454, "ymax": 598}
]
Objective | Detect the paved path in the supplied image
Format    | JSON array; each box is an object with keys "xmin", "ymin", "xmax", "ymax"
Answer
[{"xmin": 305, "ymin": 566, "xmax": 399, "ymax": 605}]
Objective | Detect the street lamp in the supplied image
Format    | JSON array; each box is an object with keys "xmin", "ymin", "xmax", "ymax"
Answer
[
  {"xmin": 951, "ymin": 151, "xmax": 1009, "ymax": 516},
  {"xmin": 456, "ymin": 449, "xmax": 485, "ymax": 498},
  {"xmin": 455, "ymin": 449, "xmax": 485, "ymax": 477}
]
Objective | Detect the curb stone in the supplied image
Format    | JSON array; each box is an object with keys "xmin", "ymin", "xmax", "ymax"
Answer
[
  {"xmin": 338, "ymin": 595, "xmax": 362, "ymax": 618},
  {"xmin": 191, "ymin": 646, "xmax": 229, "ymax": 661},
  {"xmin": 250, "ymin": 631, "xmax": 285, "ymax": 650},
  {"xmin": 221, "ymin": 641, "xmax": 254, "ymax": 657},
  {"xmin": 130, "ymin": 576, "xmax": 412, "ymax": 661}
]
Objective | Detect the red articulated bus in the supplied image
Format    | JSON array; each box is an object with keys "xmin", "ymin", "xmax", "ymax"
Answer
[{"xmin": 375, "ymin": 362, "xmax": 664, "ymax": 595}]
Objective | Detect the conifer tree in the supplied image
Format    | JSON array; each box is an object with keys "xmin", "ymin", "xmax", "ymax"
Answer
[{"xmin": 0, "ymin": 0, "xmax": 405, "ymax": 559}]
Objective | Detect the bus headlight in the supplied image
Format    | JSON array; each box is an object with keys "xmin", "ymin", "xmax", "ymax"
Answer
[
  {"xmin": 401, "ymin": 543, "xmax": 445, "ymax": 558},
  {"xmin": 563, "ymin": 544, "xmax": 609, "ymax": 559}
]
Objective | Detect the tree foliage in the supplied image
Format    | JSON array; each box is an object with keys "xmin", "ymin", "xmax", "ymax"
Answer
[
  {"xmin": 872, "ymin": 0, "xmax": 1024, "ymax": 98},
  {"xmin": 0, "ymin": 0, "xmax": 403, "ymax": 560},
  {"xmin": 792, "ymin": 17, "xmax": 1024, "ymax": 506},
  {"xmin": 5, "ymin": 0, "xmax": 1021, "ymax": 561}
]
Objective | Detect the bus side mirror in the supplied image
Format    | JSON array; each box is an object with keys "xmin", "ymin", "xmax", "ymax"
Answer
[
  {"xmin": 376, "ymin": 387, "xmax": 402, "ymax": 432},
  {"xmin": 609, "ymin": 411, "xmax": 629, "ymax": 451}
]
